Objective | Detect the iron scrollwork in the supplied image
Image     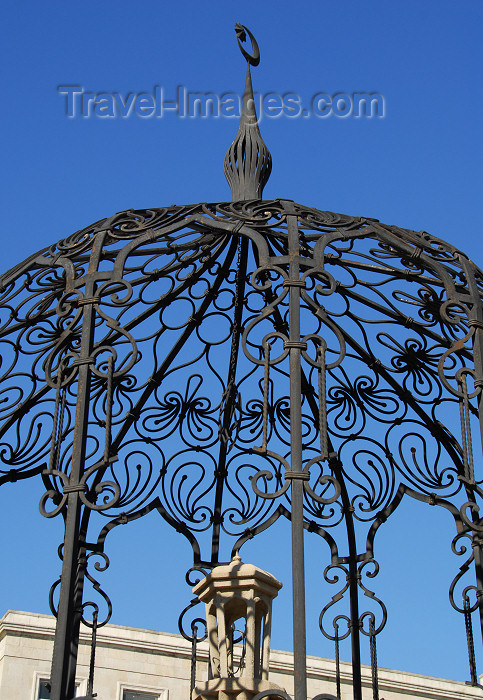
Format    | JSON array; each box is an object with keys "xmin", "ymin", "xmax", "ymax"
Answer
[{"xmin": 1, "ymin": 198, "xmax": 483, "ymax": 698}]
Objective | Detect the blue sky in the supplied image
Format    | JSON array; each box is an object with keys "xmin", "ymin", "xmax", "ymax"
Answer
[{"xmin": 1, "ymin": 0, "xmax": 482, "ymax": 686}]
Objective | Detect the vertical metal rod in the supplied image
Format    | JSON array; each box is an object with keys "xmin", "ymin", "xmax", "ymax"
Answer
[
  {"xmin": 369, "ymin": 618, "xmax": 379, "ymax": 700},
  {"xmin": 50, "ymin": 494, "xmax": 82, "ymax": 700},
  {"xmin": 334, "ymin": 623, "xmax": 341, "ymax": 700},
  {"xmin": 330, "ymin": 455, "xmax": 363, "ymax": 700},
  {"xmin": 471, "ymin": 530, "xmax": 483, "ymax": 652},
  {"xmin": 211, "ymin": 236, "xmax": 246, "ymax": 562},
  {"xmin": 472, "ymin": 319, "xmax": 483, "ymax": 647},
  {"xmin": 463, "ymin": 270, "xmax": 483, "ymax": 648},
  {"xmin": 286, "ymin": 208, "xmax": 308, "ymax": 700},
  {"xmin": 347, "ymin": 520, "xmax": 363, "ymax": 699},
  {"xmin": 190, "ymin": 622, "xmax": 198, "ymax": 700},
  {"xmin": 464, "ymin": 594, "xmax": 478, "ymax": 685},
  {"xmin": 87, "ymin": 608, "xmax": 98, "ymax": 696},
  {"xmin": 291, "ymin": 479, "xmax": 307, "ymax": 700},
  {"xmin": 50, "ymin": 281, "xmax": 96, "ymax": 700}
]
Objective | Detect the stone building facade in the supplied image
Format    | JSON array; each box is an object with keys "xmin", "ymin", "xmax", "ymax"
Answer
[{"xmin": 0, "ymin": 610, "xmax": 480, "ymax": 700}]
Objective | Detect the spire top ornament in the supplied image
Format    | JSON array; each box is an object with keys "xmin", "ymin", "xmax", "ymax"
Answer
[{"xmin": 223, "ymin": 24, "xmax": 272, "ymax": 201}]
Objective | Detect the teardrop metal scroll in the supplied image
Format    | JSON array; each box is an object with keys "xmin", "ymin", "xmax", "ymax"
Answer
[
  {"xmin": 179, "ymin": 568, "xmax": 209, "ymax": 643},
  {"xmin": 39, "ymin": 462, "xmax": 121, "ymax": 517},
  {"xmin": 357, "ymin": 560, "xmax": 387, "ymax": 638},
  {"xmin": 234, "ymin": 23, "xmax": 260, "ymax": 66},
  {"xmin": 250, "ymin": 451, "xmax": 291, "ymax": 500},
  {"xmin": 185, "ymin": 565, "xmax": 211, "ymax": 587},
  {"xmin": 81, "ymin": 552, "xmax": 113, "ymax": 628},
  {"xmin": 457, "ymin": 481, "xmax": 483, "ymax": 534},
  {"xmin": 178, "ymin": 596, "xmax": 208, "ymax": 643},
  {"xmin": 449, "ymin": 531, "xmax": 478, "ymax": 614},
  {"xmin": 302, "ymin": 454, "xmax": 341, "ymax": 507},
  {"xmin": 80, "ymin": 601, "xmax": 99, "ymax": 628},
  {"xmin": 319, "ymin": 563, "xmax": 352, "ymax": 642}
]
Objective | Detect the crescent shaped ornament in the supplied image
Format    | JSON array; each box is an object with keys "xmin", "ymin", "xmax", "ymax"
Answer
[{"xmin": 234, "ymin": 22, "xmax": 260, "ymax": 66}]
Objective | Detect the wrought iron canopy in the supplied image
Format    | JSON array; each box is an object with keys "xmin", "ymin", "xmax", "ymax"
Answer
[{"xmin": 0, "ymin": 22, "xmax": 482, "ymax": 700}]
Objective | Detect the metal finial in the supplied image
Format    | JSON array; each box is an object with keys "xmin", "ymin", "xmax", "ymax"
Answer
[
  {"xmin": 234, "ymin": 23, "xmax": 260, "ymax": 66},
  {"xmin": 223, "ymin": 23, "xmax": 272, "ymax": 201}
]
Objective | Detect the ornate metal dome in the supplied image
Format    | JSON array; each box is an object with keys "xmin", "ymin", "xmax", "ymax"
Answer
[{"xmin": 1, "ymin": 23, "xmax": 482, "ymax": 700}]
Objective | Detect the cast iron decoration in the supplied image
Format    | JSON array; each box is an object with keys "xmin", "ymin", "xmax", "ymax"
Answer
[{"xmin": 0, "ymin": 23, "xmax": 482, "ymax": 700}]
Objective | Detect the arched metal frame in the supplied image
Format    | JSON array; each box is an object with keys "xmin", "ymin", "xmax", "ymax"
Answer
[{"xmin": 1, "ymin": 198, "xmax": 483, "ymax": 700}]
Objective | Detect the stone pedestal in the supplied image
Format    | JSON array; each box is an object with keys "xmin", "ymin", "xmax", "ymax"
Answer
[
  {"xmin": 192, "ymin": 556, "xmax": 283, "ymax": 700},
  {"xmin": 193, "ymin": 677, "xmax": 285, "ymax": 700}
]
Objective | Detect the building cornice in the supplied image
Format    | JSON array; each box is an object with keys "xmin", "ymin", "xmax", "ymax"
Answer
[{"xmin": 0, "ymin": 611, "xmax": 480, "ymax": 699}]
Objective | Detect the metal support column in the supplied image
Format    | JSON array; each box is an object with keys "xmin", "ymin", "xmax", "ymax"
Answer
[
  {"xmin": 50, "ymin": 279, "xmax": 96, "ymax": 700},
  {"xmin": 285, "ymin": 206, "xmax": 308, "ymax": 700},
  {"xmin": 466, "ymin": 279, "xmax": 483, "ymax": 647}
]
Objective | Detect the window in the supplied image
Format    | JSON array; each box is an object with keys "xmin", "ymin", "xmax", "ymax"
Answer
[
  {"xmin": 38, "ymin": 680, "xmax": 51, "ymax": 700},
  {"xmin": 38, "ymin": 680, "xmax": 78, "ymax": 699},
  {"xmin": 118, "ymin": 683, "xmax": 166, "ymax": 700}
]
